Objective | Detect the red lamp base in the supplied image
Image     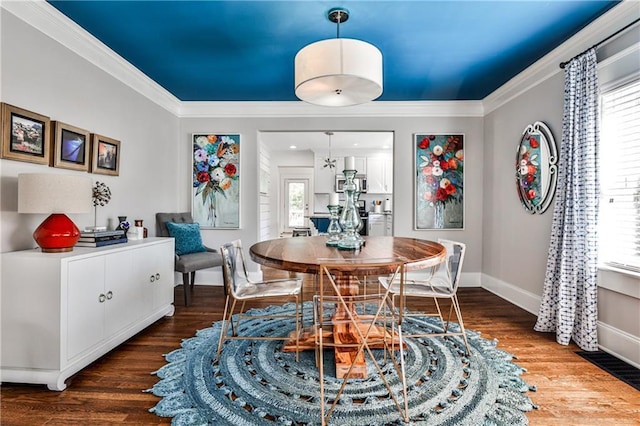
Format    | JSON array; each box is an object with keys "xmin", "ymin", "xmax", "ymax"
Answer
[{"xmin": 33, "ymin": 213, "xmax": 81, "ymax": 253}]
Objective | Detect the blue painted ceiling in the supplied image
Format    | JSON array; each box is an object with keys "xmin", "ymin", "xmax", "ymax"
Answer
[{"xmin": 47, "ymin": 1, "xmax": 619, "ymax": 102}]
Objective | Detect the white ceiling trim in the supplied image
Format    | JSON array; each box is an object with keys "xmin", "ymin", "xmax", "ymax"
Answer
[
  {"xmin": 483, "ymin": 1, "xmax": 639, "ymax": 114},
  {"xmin": 2, "ymin": 0, "xmax": 182, "ymax": 115},
  {"xmin": 177, "ymin": 101, "xmax": 484, "ymax": 118}
]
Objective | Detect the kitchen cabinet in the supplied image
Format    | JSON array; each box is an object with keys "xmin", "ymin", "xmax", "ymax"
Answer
[
  {"xmin": 366, "ymin": 154, "xmax": 393, "ymax": 194},
  {"xmin": 0, "ymin": 238, "xmax": 174, "ymax": 391},
  {"xmin": 368, "ymin": 213, "xmax": 386, "ymax": 236},
  {"xmin": 385, "ymin": 213, "xmax": 393, "ymax": 236},
  {"xmin": 368, "ymin": 213, "xmax": 393, "ymax": 236}
]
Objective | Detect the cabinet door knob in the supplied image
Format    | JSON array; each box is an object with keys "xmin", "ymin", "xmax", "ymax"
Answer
[
  {"xmin": 155, "ymin": 273, "xmax": 160, "ymax": 280},
  {"xmin": 150, "ymin": 275, "xmax": 155, "ymax": 282},
  {"xmin": 99, "ymin": 294, "xmax": 106, "ymax": 303},
  {"xmin": 106, "ymin": 291, "xmax": 113, "ymax": 300}
]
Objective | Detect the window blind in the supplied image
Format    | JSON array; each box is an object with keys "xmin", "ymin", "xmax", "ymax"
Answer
[{"xmin": 600, "ymin": 79, "xmax": 640, "ymax": 272}]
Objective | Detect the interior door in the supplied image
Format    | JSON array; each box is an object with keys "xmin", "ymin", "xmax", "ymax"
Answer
[{"xmin": 283, "ymin": 178, "xmax": 309, "ymax": 234}]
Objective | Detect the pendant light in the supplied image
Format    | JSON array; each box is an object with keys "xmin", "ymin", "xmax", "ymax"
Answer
[
  {"xmin": 323, "ymin": 131, "xmax": 336, "ymax": 169},
  {"xmin": 295, "ymin": 8, "xmax": 383, "ymax": 107}
]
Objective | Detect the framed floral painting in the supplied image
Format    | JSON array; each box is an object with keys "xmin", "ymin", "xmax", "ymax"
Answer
[
  {"xmin": 414, "ymin": 134, "xmax": 464, "ymax": 230},
  {"xmin": 192, "ymin": 134, "xmax": 240, "ymax": 228}
]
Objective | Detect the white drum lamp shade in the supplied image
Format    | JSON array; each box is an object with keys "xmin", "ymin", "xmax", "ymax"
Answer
[
  {"xmin": 295, "ymin": 38, "xmax": 383, "ymax": 107},
  {"xmin": 18, "ymin": 173, "xmax": 92, "ymax": 252}
]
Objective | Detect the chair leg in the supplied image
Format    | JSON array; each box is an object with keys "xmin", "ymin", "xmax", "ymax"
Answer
[
  {"xmin": 289, "ymin": 271, "xmax": 304, "ymax": 325},
  {"xmin": 215, "ymin": 295, "xmax": 232, "ymax": 362},
  {"xmin": 182, "ymin": 273, "xmax": 190, "ymax": 306},
  {"xmin": 190, "ymin": 271, "xmax": 196, "ymax": 288},
  {"xmin": 318, "ymin": 323, "xmax": 325, "ymax": 425},
  {"xmin": 452, "ymin": 295, "xmax": 471, "ymax": 355}
]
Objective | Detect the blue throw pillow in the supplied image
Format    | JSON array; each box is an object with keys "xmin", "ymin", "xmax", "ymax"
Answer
[{"xmin": 165, "ymin": 222, "xmax": 207, "ymax": 256}]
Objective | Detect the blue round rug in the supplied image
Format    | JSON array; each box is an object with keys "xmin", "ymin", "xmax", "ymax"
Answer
[{"xmin": 147, "ymin": 303, "xmax": 537, "ymax": 425}]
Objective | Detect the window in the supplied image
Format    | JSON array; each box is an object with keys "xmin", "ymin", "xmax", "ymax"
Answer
[{"xmin": 599, "ymin": 78, "xmax": 640, "ymax": 272}]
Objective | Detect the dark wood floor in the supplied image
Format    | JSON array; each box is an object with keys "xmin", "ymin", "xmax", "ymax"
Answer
[{"xmin": 1, "ymin": 271, "xmax": 639, "ymax": 425}]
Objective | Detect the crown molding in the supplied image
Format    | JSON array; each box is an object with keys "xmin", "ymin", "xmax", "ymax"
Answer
[
  {"xmin": 177, "ymin": 100, "xmax": 484, "ymax": 118},
  {"xmin": 4, "ymin": 1, "xmax": 634, "ymax": 119},
  {"xmin": 1, "ymin": 0, "xmax": 182, "ymax": 115},
  {"xmin": 483, "ymin": 0, "xmax": 640, "ymax": 114}
]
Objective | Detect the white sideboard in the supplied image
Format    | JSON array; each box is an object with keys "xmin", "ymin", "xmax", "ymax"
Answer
[{"xmin": 0, "ymin": 238, "xmax": 175, "ymax": 391}]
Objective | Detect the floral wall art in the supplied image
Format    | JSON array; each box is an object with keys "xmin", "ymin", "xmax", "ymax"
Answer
[
  {"xmin": 414, "ymin": 134, "xmax": 464, "ymax": 229},
  {"xmin": 517, "ymin": 133, "xmax": 542, "ymax": 206},
  {"xmin": 192, "ymin": 134, "xmax": 240, "ymax": 228}
]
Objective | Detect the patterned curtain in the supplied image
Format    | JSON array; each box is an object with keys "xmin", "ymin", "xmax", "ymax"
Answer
[{"xmin": 534, "ymin": 49, "xmax": 600, "ymax": 351}]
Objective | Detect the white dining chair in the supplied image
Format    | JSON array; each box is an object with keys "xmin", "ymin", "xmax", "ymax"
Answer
[
  {"xmin": 378, "ymin": 238, "xmax": 471, "ymax": 355},
  {"xmin": 215, "ymin": 240, "xmax": 303, "ymax": 362}
]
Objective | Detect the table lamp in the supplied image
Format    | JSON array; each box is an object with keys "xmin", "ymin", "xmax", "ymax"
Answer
[{"xmin": 18, "ymin": 173, "xmax": 92, "ymax": 252}]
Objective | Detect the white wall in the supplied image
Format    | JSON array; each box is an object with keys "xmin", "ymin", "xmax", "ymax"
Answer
[
  {"xmin": 180, "ymin": 115, "xmax": 484, "ymax": 278},
  {"xmin": 0, "ymin": 10, "xmax": 180, "ymax": 252},
  {"xmin": 482, "ymin": 27, "xmax": 640, "ymax": 366}
]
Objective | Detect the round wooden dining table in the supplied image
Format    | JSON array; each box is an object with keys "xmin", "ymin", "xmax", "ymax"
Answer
[
  {"xmin": 249, "ymin": 236, "xmax": 446, "ymax": 378},
  {"xmin": 249, "ymin": 235, "xmax": 446, "ymax": 274}
]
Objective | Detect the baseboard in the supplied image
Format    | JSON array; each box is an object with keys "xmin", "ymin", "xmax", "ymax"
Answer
[
  {"xmin": 460, "ymin": 272, "xmax": 482, "ymax": 287},
  {"xmin": 480, "ymin": 273, "xmax": 541, "ymax": 315},
  {"xmin": 597, "ymin": 322, "xmax": 640, "ymax": 369},
  {"xmin": 173, "ymin": 269, "xmax": 223, "ymax": 286},
  {"xmin": 481, "ymin": 273, "xmax": 640, "ymax": 368}
]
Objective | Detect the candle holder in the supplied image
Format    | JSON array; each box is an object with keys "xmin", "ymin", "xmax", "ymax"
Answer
[
  {"xmin": 326, "ymin": 204, "xmax": 342, "ymax": 246},
  {"xmin": 337, "ymin": 169, "xmax": 363, "ymax": 250}
]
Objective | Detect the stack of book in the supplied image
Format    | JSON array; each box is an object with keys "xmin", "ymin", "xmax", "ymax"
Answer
[{"xmin": 76, "ymin": 229, "xmax": 127, "ymax": 247}]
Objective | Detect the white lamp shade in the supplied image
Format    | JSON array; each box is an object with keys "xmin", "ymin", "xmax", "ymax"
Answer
[
  {"xmin": 295, "ymin": 38, "xmax": 383, "ymax": 107},
  {"xmin": 18, "ymin": 173, "xmax": 92, "ymax": 214}
]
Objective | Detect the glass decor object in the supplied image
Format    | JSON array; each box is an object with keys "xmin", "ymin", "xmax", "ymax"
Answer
[
  {"xmin": 326, "ymin": 204, "xmax": 342, "ymax": 246},
  {"xmin": 337, "ymin": 168, "xmax": 363, "ymax": 250}
]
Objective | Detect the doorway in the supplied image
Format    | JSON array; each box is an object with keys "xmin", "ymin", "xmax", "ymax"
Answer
[
  {"xmin": 282, "ymin": 178, "xmax": 309, "ymax": 234},
  {"xmin": 259, "ymin": 131, "xmax": 393, "ymax": 239}
]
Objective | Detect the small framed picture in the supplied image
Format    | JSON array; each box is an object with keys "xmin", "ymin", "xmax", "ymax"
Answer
[
  {"xmin": 51, "ymin": 121, "xmax": 90, "ymax": 171},
  {"xmin": 91, "ymin": 133, "xmax": 120, "ymax": 176},
  {"xmin": 0, "ymin": 103, "xmax": 51, "ymax": 165}
]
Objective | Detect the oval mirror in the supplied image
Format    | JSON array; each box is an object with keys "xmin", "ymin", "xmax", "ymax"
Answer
[{"xmin": 515, "ymin": 121, "xmax": 558, "ymax": 214}]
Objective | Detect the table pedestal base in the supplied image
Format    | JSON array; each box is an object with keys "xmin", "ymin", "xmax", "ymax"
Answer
[{"xmin": 282, "ymin": 317, "xmax": 402, "ymax": 379}]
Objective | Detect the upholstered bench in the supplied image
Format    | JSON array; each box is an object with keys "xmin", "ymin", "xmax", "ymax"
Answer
[{"xmin": 156, "ymin": 212, "xmax": 223, "ymax": 306}]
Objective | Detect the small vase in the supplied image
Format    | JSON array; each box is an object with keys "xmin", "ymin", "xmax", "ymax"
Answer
[
  {"xmin": 434, "ymin": 203, "xmax": 445, "ymax": 229},
  {"xmin": 117, "ymin": 216, "xmax": 130, "ymax": 236}
]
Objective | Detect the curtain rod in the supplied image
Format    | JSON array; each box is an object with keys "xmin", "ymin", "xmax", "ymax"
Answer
[{"xmin": 559, "ymin": 17, "xmax": 640, "ymax": 69}]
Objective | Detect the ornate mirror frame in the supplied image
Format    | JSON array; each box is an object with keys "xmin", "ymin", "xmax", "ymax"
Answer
[{"xmin": 515, "ymin": 121, "xmax": 558, "ymax": 214}]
